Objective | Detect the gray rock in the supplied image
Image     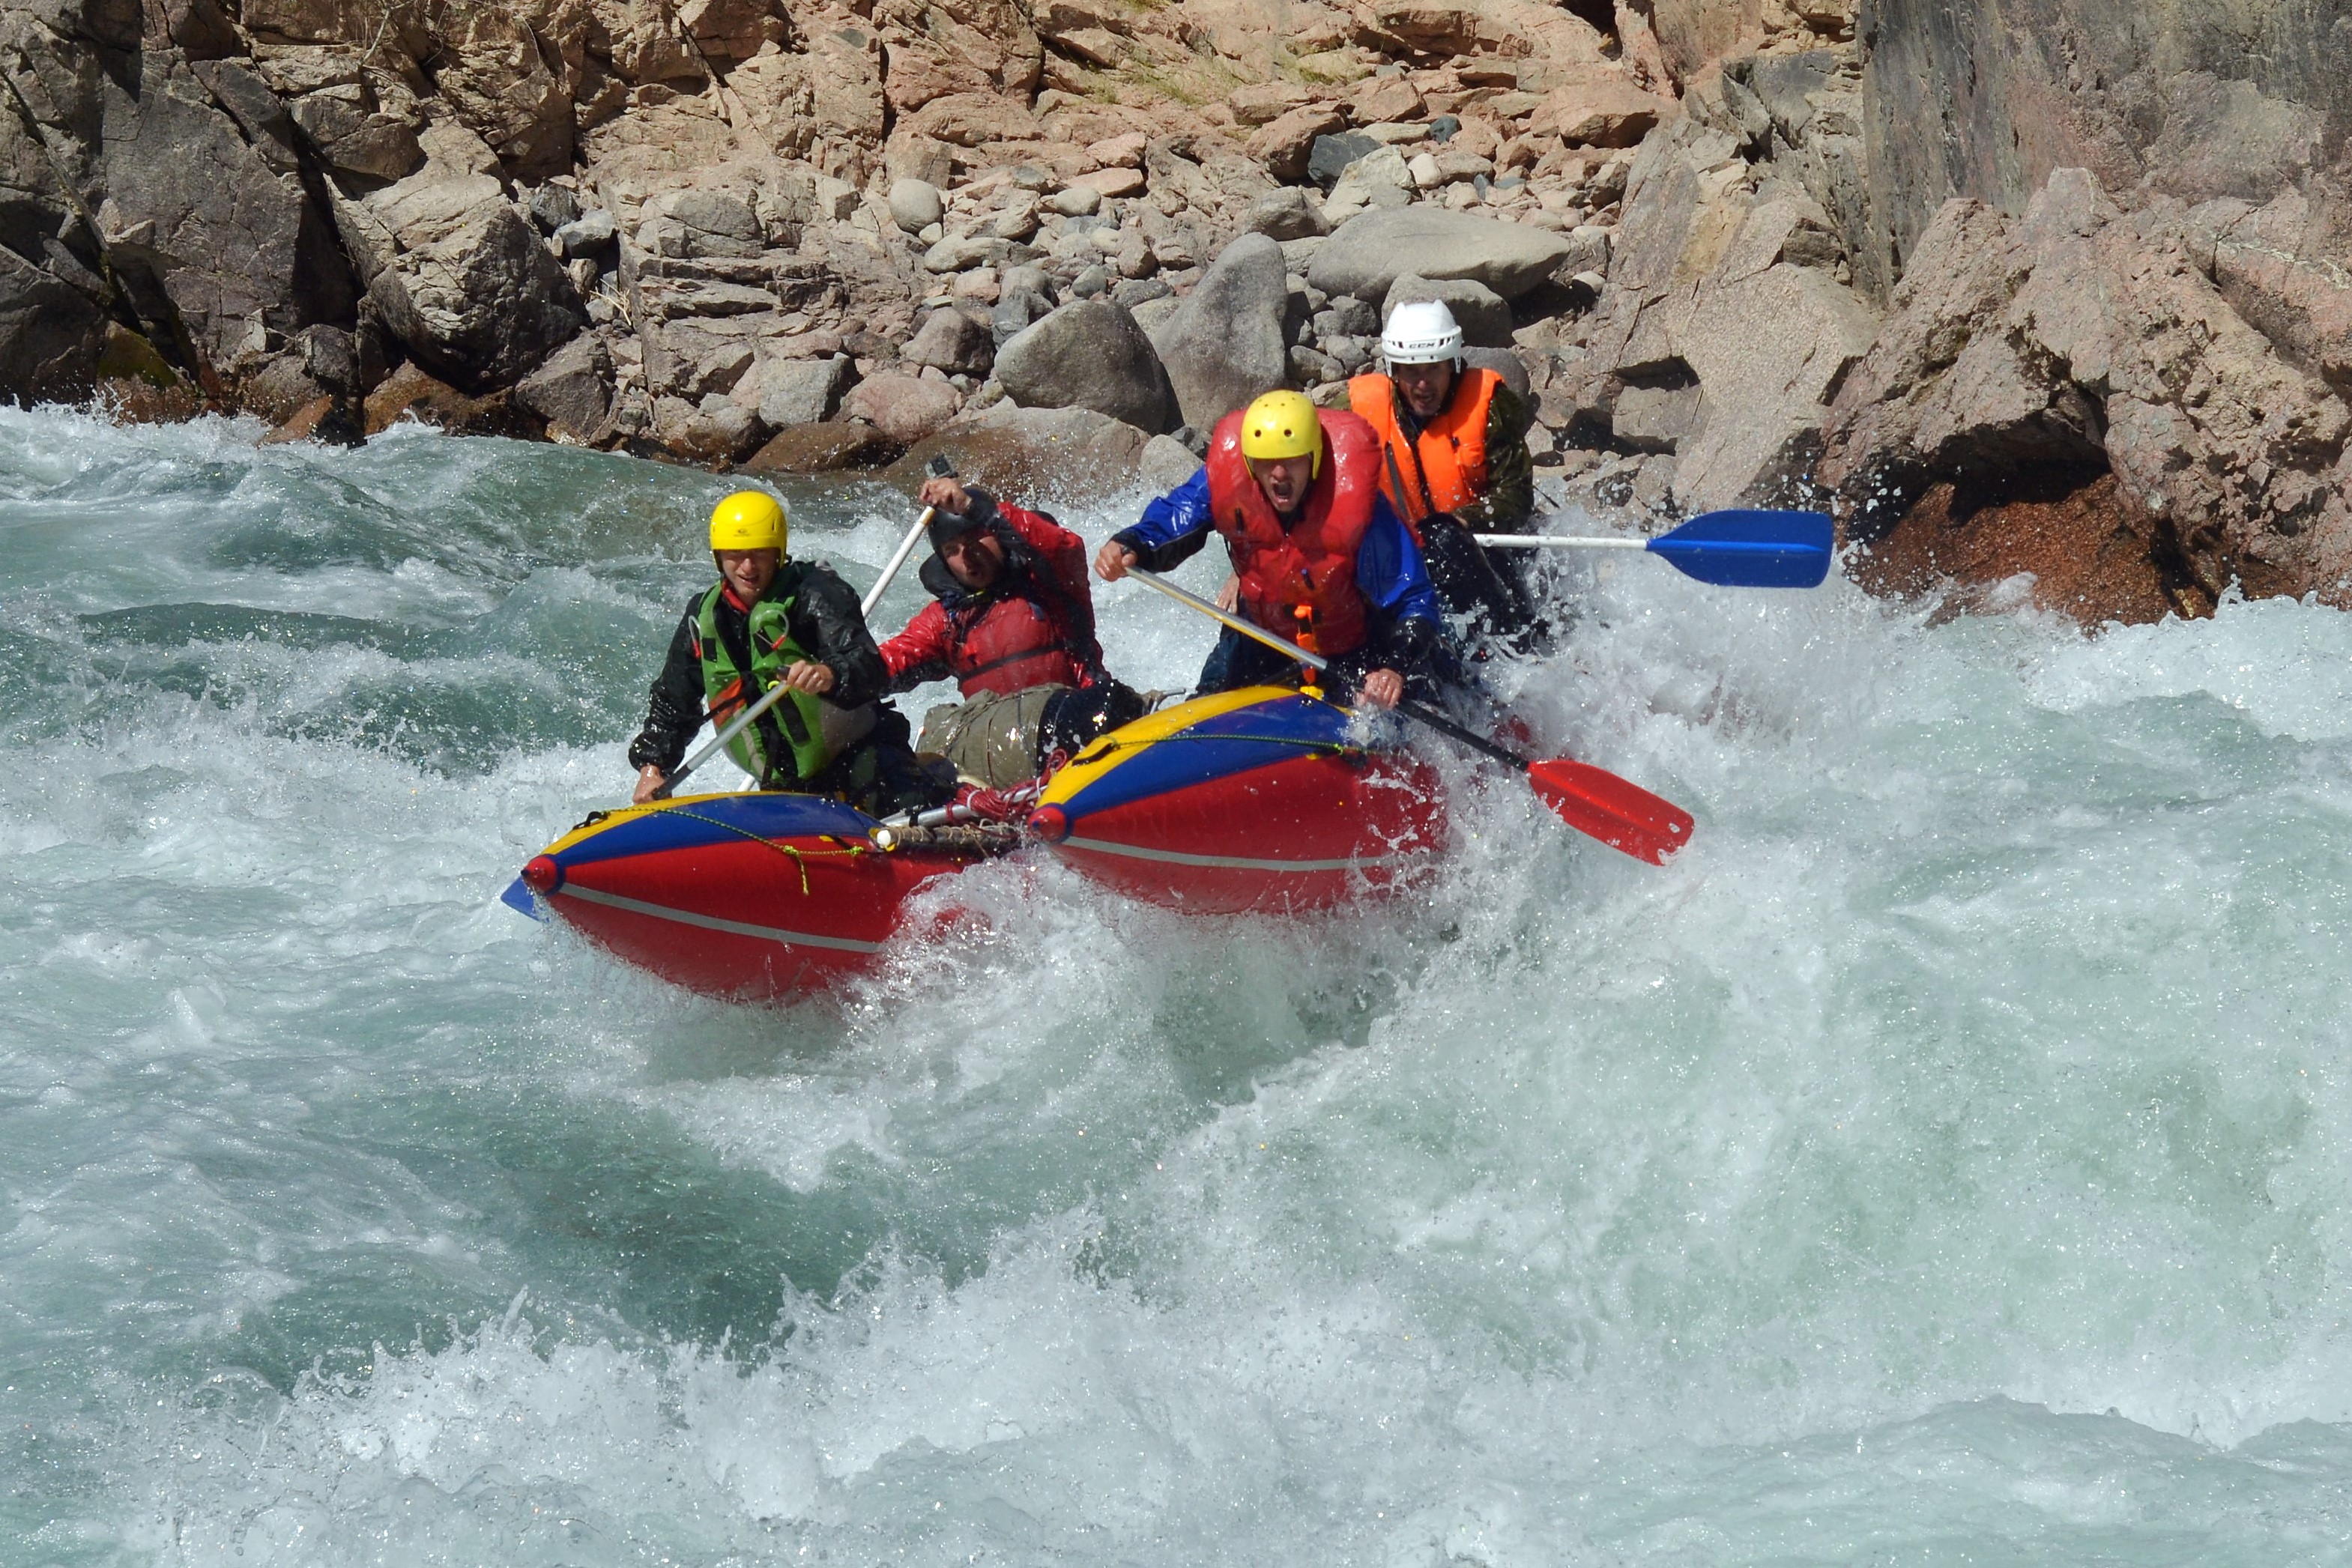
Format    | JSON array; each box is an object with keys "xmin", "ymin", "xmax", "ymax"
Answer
[
  {"xmin": 994, "ymin": 298, "xmax": 1179, "ymax": 433},
  {"xmin": 1309, "ymin": 208, "xmax": 1574, "ymax": 303},
  {"xmin": 357, "ymin": 172, "xmax": 585, "ymax": 390},
  {"xmin": 902, "ymin": 308, "xmax": 994, "ymax": 376},
  {"xmin": 1290, "ymin": 344, "xmax": 1341, "ymax": 385},
  {"xmin": 527, "ymin": 185, "xmax": 581, "ymax": 235},
  {"xmin": 1382, "ymin": 273, "xmax": 1513, "ymax": 347},
  {"xmin": 1243, "ymin": 187, "xmax": 1330, "ymax": 242},
  {"xmin": 1463, "ymin": 347, "xmax": 1532, "ymax": 405},
  {"xmin": 1322, "ymin": 145, "xmax": 1414, "ymax": 223},
  {"xmin": 1046, "ymin": 186, "xmax": 1102, "ymax": 218},
  {"xmin": 1110, "ymin": 276, "xmax": 1171, "ymax": 308},
  {"xmin": 514, "ymin": 333, "xmax": 614, "ymax": 442},
  {"xmin": 1315, "ymin": 296, "xmax": 1379, "ymax": 339},
  {"xmin": 1308, "ymin": 132, "xmax": 1380, "ymax": 188},
  {"xmin": 1138, "ymin": 431, "xmax": 1204, "ymax": 495},
  {"xmin": 1149, "ymin": 232, "xmax": 1293, "ymax": 432},
  {"xmin": 748, "ymin": 354, "xmax": 853, "ymax": 429},
  {"xmin": 554, "ymin": 211, "xmax": 617, "ymax": 258},
  {"xmin": 1071, "ymin": 264, "xmax": 1112, "ymax": 297},
  {"xmin": 638, "ymin": 190, "xmax": 766, "ymax": 260},
  {"xmin": 923, "ymin": 234, "xmax": 1012, "ymax": 273},
  {"xmin": 1611, "ymin": 381, "xmax": 1699, "ymax": 452},
  {"xmin": 889, "ymin": 178, "xmax": 945, "ymax": 234}
]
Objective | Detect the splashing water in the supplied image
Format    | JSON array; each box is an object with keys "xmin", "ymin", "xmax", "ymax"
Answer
[{"xmin": 4, "ymin": 405, "xmax": 2352, "ymax": 1566}]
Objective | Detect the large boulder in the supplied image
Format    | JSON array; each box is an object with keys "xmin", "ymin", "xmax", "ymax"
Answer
[
  {"xmin": 1819, "ymin": 167, "xmax": 2352, "ymax": 608},
  {"xmin": 1149, "ymin": 233, "xmax": 1293, "ymax": 432},
  {"xmin": 345, "ymin": 172, "xmax": 585, "ymax": 390},
  {"xmin": 1567, "ymin": 116, "xmax": 1881, "ymax": 511},
  {"xmin": 743, "ymin": 354, "xmax": 853, "ymax": 429},
  {"xmin": 994, "ymin": 299, "xmax": 1179, "ymax": 433},
  {"xmin": 1308, "ymin": 208, "xmax": 1575, "ymax": 303},
  {"xmin": 901, "ymin": 307, "xmax": 994, "ymax": 377},
  {"xmin": 513, "ymin": 333, "xmax": 615, "ymax": 444},
  {"xmin": 894, "ymin": 402, "xmax": 1156, "ymax": 505},
  {"xmin": 844, "ymin": 373, "xmax": 964, "ymax": 444}
]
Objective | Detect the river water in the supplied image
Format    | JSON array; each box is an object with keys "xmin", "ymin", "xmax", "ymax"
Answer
[{"xmin": 5, "ymin": 403, "xmax": 2352, "ymax": 1565}]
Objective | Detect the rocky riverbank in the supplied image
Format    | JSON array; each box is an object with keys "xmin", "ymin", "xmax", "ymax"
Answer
[{"xmin": 6, "ymin": 0, "xmax": 2348, "ymax": 622}]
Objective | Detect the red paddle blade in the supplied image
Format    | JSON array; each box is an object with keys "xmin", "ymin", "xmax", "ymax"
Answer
[{"xmin": 1526, "ymin": 760, "xmax": 1696, "ymax": 864}]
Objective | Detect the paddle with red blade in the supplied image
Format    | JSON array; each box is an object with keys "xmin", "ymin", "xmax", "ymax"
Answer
[{"xmin": 1122, "ymin": 566, "xmax": 1695, "ymax": 864}]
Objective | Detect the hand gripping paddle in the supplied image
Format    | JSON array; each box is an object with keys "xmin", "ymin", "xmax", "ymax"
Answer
[
  {"xmin": 1122, "ymin": 566, "xmax": 1695, "ymax": 865},
  {"xmin": 1476, "ymin": 508, "xmax": 1835, "ymax": 590}
]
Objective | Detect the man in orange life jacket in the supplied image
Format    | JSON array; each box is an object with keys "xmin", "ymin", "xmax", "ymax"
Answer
[
  {"xmin": 1095, "ymin": 390, "xmax": 1445, "ymax": 710},
  {"xmin": 877, "ymin": 476, "xmax": 1145, "ymax": 786},
  {"xmin": 1347, "ymin": 299, "xmax": 1538, "ymax": 643}
]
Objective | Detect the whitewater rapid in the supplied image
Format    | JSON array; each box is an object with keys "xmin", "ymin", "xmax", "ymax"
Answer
[{"xmin": 4, "ymin": 405, "xmax": 2352, "ymax": 1565}]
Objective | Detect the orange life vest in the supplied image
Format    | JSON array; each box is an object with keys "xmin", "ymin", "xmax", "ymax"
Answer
[
  {"xmin": 1348, "ymin": 367, "xmax": 1501, "ymax": 540},
  {"xmin": 1204, "ymin": 406, "xmax": 1382, "ymax": 659}
]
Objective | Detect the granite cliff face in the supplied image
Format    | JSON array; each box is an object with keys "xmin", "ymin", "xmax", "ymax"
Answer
[{"xmin": 1, "ymin": 0, "xmax": 2345, "ymax": 617}]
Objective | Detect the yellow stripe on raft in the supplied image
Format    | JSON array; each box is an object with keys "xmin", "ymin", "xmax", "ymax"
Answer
[{"xmin": 1040, "ymin": 685, "xmax": 1307, "ymax": 807}]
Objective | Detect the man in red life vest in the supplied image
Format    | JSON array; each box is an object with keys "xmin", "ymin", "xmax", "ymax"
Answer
[
  {"xmin": 1347, "ymin": 300, "xmax": 1538, "ymax": 643},
  {"xmin": 879, "ymin": 475, "xmax": 1145, "ymax": 786},
  {"xmin": 1095, "ymin": 389, "xmax": 1446, "ymax": 709}
]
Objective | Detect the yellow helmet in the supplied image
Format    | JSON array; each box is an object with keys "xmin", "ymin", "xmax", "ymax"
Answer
[
  {"xmin": 708, "ymin": 490, "xmax": 787, "ymax": 554},
  {"xmin": 1239, "ymin": 390, "xmax": 1324, "ymax": 477}
]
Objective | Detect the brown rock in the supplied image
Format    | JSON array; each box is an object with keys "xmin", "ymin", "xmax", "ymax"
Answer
[
  {"xmin": 1849, "ymin": 473, "xmax": 2209, "ymax": 623},
  {"xmin": 1084, "ymin": 132, "xmax": 1149, "ymax": 169},
  {"xmin": 902, "ymin": 308, "xmax": 995, "ymax": 376},
  {"xmin": 1820, "ymin": 169, "xmax": 2352, "ymax": 610},
  {"xmin": 259, "ymin": 393, "xmax": 365, "ymax": 447},
  {"xmin": 844, "ymin": 373, "xmax": 965, "ymax": 443},
  {"xmin": 902, "ymin": 92, "xmax": 1042, "ymax": 148},
  {"xmin": 363, "ymin": 361, "xmax": 530, "ymax": 437},
  {"xmin": 744, "ymin": 420, "xmax": 901, "ymax": 473},
  {"xmin": 890, "ymin": 402, "xmax": 1154, "ymax": 503}
]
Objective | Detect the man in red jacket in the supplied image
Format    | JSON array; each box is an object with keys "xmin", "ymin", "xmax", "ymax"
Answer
[{"xmin": 878, "ymin": 475, "xmax": 1145, "ymax": 787}]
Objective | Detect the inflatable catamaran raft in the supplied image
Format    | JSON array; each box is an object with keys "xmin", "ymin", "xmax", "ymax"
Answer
[{"xmin": 504, "ymin": 509, "xmax": 1833, "ymax": 999}]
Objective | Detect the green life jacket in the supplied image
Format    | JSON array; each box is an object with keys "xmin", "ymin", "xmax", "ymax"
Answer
[{"xmin": 695, "ymin": 575, "xmax": 835, "ymax": 785}]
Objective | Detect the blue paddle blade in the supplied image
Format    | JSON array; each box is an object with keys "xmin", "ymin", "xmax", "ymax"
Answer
[{"xmin": 1646, "ymin": 509, "xmax": 1835, "ymax": 588}]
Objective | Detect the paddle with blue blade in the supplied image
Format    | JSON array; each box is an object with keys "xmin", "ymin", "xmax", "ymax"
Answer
[
  {"xmin": 1476, "ymin": 507, "xmax": 1835, "ymax": 589},
  {"xmin": 1123, "ymin": 566, "xmax": 1695, "ymax": 865}
]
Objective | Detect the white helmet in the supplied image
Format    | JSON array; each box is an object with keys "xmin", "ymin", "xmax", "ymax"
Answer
[{"xmin": 1382, "ymin": 299, "xmax": 1464, "ymax": 366}]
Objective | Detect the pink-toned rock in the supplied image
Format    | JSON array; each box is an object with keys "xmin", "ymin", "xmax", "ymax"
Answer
[
  {"xmin": 902, "ymin": 92, "xmax": 1040, "ymax": 148},
  {"xmin": 1074, "ymin": 166, "xmax": 1147, "ymax": 197},
  {"xmin": 1084, "ymin": 131, "xmax": 1149, "ymax": 169},
  {"xmin": 844, "ymin": 372, "xmax": 965, "ymax": 444},
  {"xmin": 1245, "ymin": 104, "xmax": 1346, "ymax": 184},
  {"xmin": 1227, "ymin": 81, "xmax": 1316, "ymax": 126},
  {"xmin": 1528, "ymin": 76, "xmax": 1671, "ymax": 148},
  {"xmin": 1349, "ymin": 74, "xmax": 1426, "ymax": 126}
]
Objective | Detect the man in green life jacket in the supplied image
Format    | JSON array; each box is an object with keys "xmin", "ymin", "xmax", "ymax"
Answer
[{"xmin": 627, "ymin": 490, "xmax": 950, "ymax": 816}]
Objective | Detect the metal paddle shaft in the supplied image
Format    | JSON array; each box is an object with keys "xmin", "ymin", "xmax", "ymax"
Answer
[
  {"xmin": 1122, "ymin": 566, "xmax": 1693, "ymax": 863},
  {"xmin": 860, "ymin": 455, "xmax": 958, "ymax": 617},
  {"xmin": 1476, "ymin": 507, "xmax": 1834, "ymax": 589}
]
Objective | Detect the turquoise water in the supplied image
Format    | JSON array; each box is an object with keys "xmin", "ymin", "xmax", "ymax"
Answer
[{"xmin": 6, "ymin": 405, "xmax": 2352, "ymax": 1564}]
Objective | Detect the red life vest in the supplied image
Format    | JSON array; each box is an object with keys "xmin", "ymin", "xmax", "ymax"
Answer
[
  {"xmin": 1204, "ymin": 406, "xmax": 1382, "ymax": 659},
  {"xmin": 947, "ymin": 593, "xmax": 1085, "ymax": 697}
]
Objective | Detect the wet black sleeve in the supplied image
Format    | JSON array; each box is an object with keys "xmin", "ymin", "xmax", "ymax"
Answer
[
  {"xmin": 1110, "ymin": 524, "xmax": 1212, "ymax": 573},
  {"xmin": 1454, "ymin": 381, "xmax": 1535, "ymax": 534},
  {"xmin": 787, "ymin": 562, "xmax": 890, "ymax": 710},
  {"xmin": 627, "ymin": 608, "xmax": 705, "ymax": 772}
]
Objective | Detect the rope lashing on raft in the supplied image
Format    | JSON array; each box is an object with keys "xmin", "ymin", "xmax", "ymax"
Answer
[
  {"xmin": 570, "ymin": 803, "xmax": 868, "ymax": 897},
  {"xmin": 1063, "ymin": 730, "xmax": 1364, "ymax": 770}
]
